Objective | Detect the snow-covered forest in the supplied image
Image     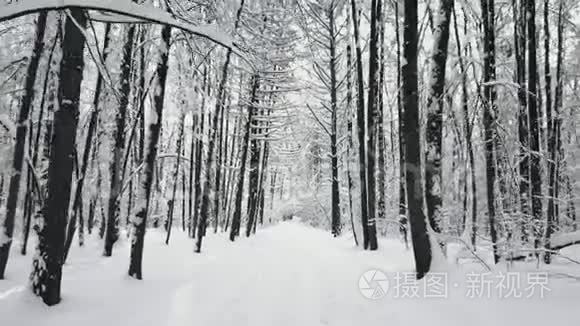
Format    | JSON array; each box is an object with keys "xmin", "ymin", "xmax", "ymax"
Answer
[{"xmin": 0, "ymin": 0, "xmax": 579, "ymax": 324}]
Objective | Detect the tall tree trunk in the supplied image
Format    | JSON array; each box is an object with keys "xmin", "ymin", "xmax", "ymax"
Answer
[
  {"xmin": 196, "ymin": 74, "xmax": 227, "ymax": 247},
  {"xmin": 328, "ymin": 7, "xmax": 341, "ymax": 237},
  {"xmin": 257, "ymin": 135, "xmax": 270, "ymax": 228},
  {"xmin": 137, "ymin": 26, "xmax": 147, "ymax": 165},
  {"xmin": 30, "ymin": 9, "xmax": 86, "ymax": 305},
  {"xmin": 197, "ymin": 0, "xmax": 245, "ymax": 250},
  {"xmin": 376, "ymin": 5, "xmax": 387, "ymax": 235},
  {"xmin": 481, "ymin": 0, "xmax": 500, "ymax": 263},
  {"xmin": 192, "ymin": 67, "xmax": 208, "ymax": 239},
  {"xmin": 453, "ymin": 6, "xmax": 477, "ymax": 248},
  {"xmin": 350, "ymin": 0, "xmax": 371, "ymax": 249},
  {"xmin": 166, "ymin": 109, "xmax": 185, "ymax": 245},
  {"xmin": 0, "ymin": 11, "xmax": 47, "ymax": 279},
  {"xmin": 188, "ymin": 110, "xmax": 197, "ymax": 237},
  {"xmin": 543, "ymin": 0, "xmax": 553, "ymax": 149},
  {"xmin": 345, "ymin": 20, "xmax": 358, "ymax": 245},
  {"xmin": 22, "ymin": 32, "xmax": 60, "ymax": 256},
  {"xmin": 425, "ymin": 0, "xmax": 453, "ymax": 235},
  {"xmin": 21, "ymin": 93, "xmax": 37, "ymax": 256},
  {"xmin": 220, "ymin": 102, "xmax": 231, "ymax": 229},
  {"xmin": 214, "ymin": 91, "xmax": 228, "ymax": 233},
  {"xmin": 181, "ymin": 146, "xmax": 187, "ymax": 232},
  {"xmin": 395, "ymin": 0, "xmax": 408, "ymax": 248},
  {"xmin": 231, "ymin": 75, "xmax": 259, "ymax": 242},
  {"xmin": 512, "ymin": 0, "xmax": 531, "ymax": 243},
  {"xmin": 21, "ymin": 169, "xmax": 33, "ymax": 256},
  {"xmin": 364, "ymin": 0, "xmax": 381, "ymax": 250},
  {"xmin": 104, "ymin": 25, "xmax": 135, "ymax": 257},
  {"xmin": 245, "ymin": 111, "xmax": 261, "ymax": 237},
  {"xmin": 224, "ymin": 114, "xmax": 241, "ymax": 231},
  {"xmin": 403, "ymin": 0, "xmax": 432, "ymax": 279},
  {"xmin": 128, "ymin": 25, "xmax": 172, "ymax": 280},
  {"xmin": 87, "ymin": 24, "xmax": 111, "ymax": 239},
  {"xmin": 526, "ymin": 0, "xmax": 543, "ymax": 254},
  {"xmin": 545, "ymin": 0, "xmax": 564, "ymax": 263}
]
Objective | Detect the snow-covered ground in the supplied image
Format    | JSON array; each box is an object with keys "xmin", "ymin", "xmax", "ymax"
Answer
[{"xmin": 1, "ymin": 221, "xmax": 580, "ymax": 326}]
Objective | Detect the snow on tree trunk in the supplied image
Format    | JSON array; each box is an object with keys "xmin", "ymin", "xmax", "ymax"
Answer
[
  {"xmin": 166, "ymin": 108, "xmax": 185, "ymax": 245},
  {"xmin": 364, "ymin": 0, "xmax": 382, "ymax": 250},
  {"xmin": 545, "ymin": 1, "xmax": 565, "ymax": 264},
  {"xmin": 350, "ymin": 0, "xmax": 371, "ymax": 250},
  {"xmin": 104, "ymin": 24, "xmax": 135, "ymax": 257},
  {"xmin": 191, "ymin": 67, "xmax": 208, "ymax": 239},
  {"xmin": 481, "ymin": 0, "xmax": 500, "ymax": 264},
  {"xmin": 329, "ymin": 6, "xmax": 341, "ymax": 238},
  {"xmin": 424, "ymin": 0, "xmax": 453, "ymax": 236},
  {"xmin": 513, "ymin": 0, "xmax": 530, "ymax": 244},
  {"xmin": 128, "ymin": 24, "xmax": 171, "ymax": 280},
  {"xmin": 402, "ymin": 0, "xmax": 432, "ymax": 280},
  {"xmin": 0, "ymin": 11, "xmax": 47, "ymax": 279},
  {"xmin": 231, "ymin": 75, "xmax": 259, "ymax": 242},
  {"xmin": 526, "ymin": 0, "xmax": 543, "ymax": 254},
  {"xmin": 30, "ymin": 9, "xmax": 86, "ymax": 305}
]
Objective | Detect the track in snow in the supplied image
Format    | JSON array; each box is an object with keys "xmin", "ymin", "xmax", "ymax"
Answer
[{"xmin": 168, "ymin": 221, "xmax": 411, "ymax": 326}]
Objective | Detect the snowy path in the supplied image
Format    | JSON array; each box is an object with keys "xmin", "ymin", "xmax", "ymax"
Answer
[
  {"xmin": 1, "ymin": 221, "xmax": 580, "ymax": 326},
  {"xmin": 167, "ymin": 221, "xmax": 412, "ymax": 326},
  {"xmin": 166, "ymin": 221, "xmax": 580, "ymax": 326}
]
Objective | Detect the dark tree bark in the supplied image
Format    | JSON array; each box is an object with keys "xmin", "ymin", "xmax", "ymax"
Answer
[
  {"xmin": 395, "ymin": 0, "xmax": 408, "ymax": 248},
  {"xmin": 192, "ymin": 66, "xmax": 208, "ymax": 239},
  {"xmin": 231, "ymin": 75, "xmax": 259, "ymax": 242},
  {"xmin": 88, "ymin": 160, "xmax": 99, "ymax": 235},
  {"xmin": 0, "ymin": 176, "xmax": 4, "ymax": 207},
  {"xmin": 224, "ymin": 113, "xmax": 241, "ymax": 231},
  {"xmin": 137, "ymin": 26, "xmax": 147, "ymax": 165},
  {"xmin": 329, "ymin": 6, "xmax": 341, "ymax": 237},
  {"xmin": 196, "ymin": 65, "xmax": 230, "ymax": 249},
  {"xmin": 219, "ymin": 100, "xmax": 231, "ymax": 230},
  {"xmin": 545, "ymin": 0, "xmax": 564, "ymax": 264},
  {"xmin": 128, "ymin": 24, "xmax": 172, "ymax": 280},
  {"xmin": 481, "ymin": 0, "xmax": 500, "ymax": 263},
  {"xmin": 376, "ymin": 5, "xmax": 387, "ymax": 235},
  {"xmin": 0, "ymin": 11, "xmax": 47, "ymax": 279},
  {"xmin": 364, "ymin": 0, "xmax": 381, "ymax": 250},
  {"xmin": 188, "ymin": 110, "xmax": 197, "ymax": 237},
  {"xmin": 94, "ymin": 135, "xmax": 105, "ymax": 238},
  {"xmin": 197, "ymin": 0, "xmax": 245, "ymax": 249},
  {"xmin": 22, "ymin": 89, "xmax": 38, "ymax": 256},
  {"xmin": 257, "ymin": 133, "xmax": 270, "ymax": 229},
  {"xmin": 245, "ymin": 109, "xmax": 261, "ymax": 237},
  {"xmin": 21, "ymin": 168, "xmax": 33, "ymax": 255},
  {"xmin": 345, "ymin": 14, "xmax": 358, "ymax": 246},
  {"xmin": 30, "ymin": 9, "xmax": 86, "ymax": 305},
  {"xmin": 104, "ymin": 25, "xmax": 135, "ymax": 257},
  {"xmin": 166, "ymin": 109, "xmax": 185, "ymax": 245},
  {"xmin": 526, "ymin": 0, "xmax": 543, "ymax": 253},
  {"xmin": 214, "ymin": 90, "xmax": 230, "ymax": 233},
  {"xmin": 21, "ymin": 31, "xmax": 60, "ymax": 257},
  {"xmin": 453, "ymin": 6, "xmax": 477, "ymax": 248},
  {"xmin": 190, "ymin": 66, "xmax": 210, "ymax": 238},
  {"xmin": 403, "ymin": 0, "xmax": 432, "ymax": 279},
  {"xmin": 181, "ymin": 146, "xmax": 187, "ymax": 232},
  {"xmin": 512, "ymin": 0, "xmax": 530, "ymax": 242},
  {"xmin": 543, "ymin": 0, "xmax": 553, "ymax": 147},
  {"xmin": 425, "ymin": 0, "xmax": 453, "ymax": 234},
  {"xmin": 86, "ymin": 24, "xmax": 112, "ymax": 239},
  {"xmin": 350, "ymin": 0, "xmax": 371, "ymax": 249}
]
